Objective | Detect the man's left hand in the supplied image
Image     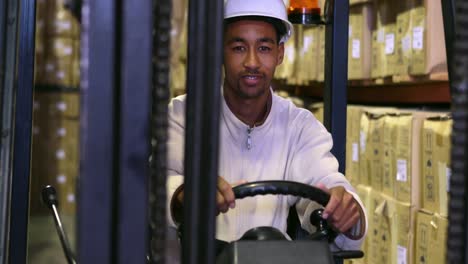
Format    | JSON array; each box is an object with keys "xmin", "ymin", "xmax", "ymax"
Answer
[{"xmin": 317, "ymin": 184, "xmax": 362, "ymax": 234}]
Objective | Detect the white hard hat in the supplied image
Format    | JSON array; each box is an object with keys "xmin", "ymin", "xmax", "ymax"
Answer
[{"xmin": 224, "ymin": 0, "xmax": 294, "ymax": 43}]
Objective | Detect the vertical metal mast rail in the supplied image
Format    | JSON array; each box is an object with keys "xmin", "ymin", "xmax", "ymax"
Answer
[
  {"xmin": 447, "ymin": 0, "xmax": 468, "ymax": 263},
  {"xmin": 183, "ymin": 0, "xmax": 224, "ymax": 263},
  {"xmin": 323, "ymin": 0, "xmax": 349, "ymax": 174},
  {"xmin": 79, "ymin": 0, "xmax": 151, "ymax": 262},
  {"xmin": 78, "ymin": 0, "xmax": 117, "ymax": 262},
  {"xmin": 150, "ymin": 0, "xmax": 171, "ymax": 263},
  {"xmin": 8, "ymin": 0, "xmax": 36, "ymax": 262},
  {"xmin": 0, "ymin": 0, "xmax": 18, "ymax": 261}
]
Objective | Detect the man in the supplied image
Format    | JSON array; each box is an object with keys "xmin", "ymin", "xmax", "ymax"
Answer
[{"xmin": 167, "ymin": 0, "xmax": 367, "ymax": 250}]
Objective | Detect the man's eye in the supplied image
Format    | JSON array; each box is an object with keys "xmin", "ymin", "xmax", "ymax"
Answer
[
  {"xmin": 259, "ymin": 46, "xmax": 271, "ymax": 52},
  {"xmin": 233, "ymin": 46, "xmax": 246, "ymax": 52}
]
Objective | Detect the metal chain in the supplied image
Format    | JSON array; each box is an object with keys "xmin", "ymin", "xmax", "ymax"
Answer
[
  {"xmin": 149, "ymin": 0, "xmax": 172, "ymax": 263},
  {"xmin": 447, "ymin": 0, "xmax": 468, "ymax": 262}
]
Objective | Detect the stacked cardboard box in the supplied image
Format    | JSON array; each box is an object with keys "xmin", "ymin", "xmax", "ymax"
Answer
[
  {"xmin": 297, "ymin": 26, "xmax": 320, "ymax": 83},
  {"xmin": 347, "ymin": 106, "xmax": 453, "ymax": 263},
  {"xmin": 345, "ymin": 106, "xmax": 364, "ymax": 186},
  {"xmin": 35, "ymin": 0, "xmax": 80, "ymax": 87},
  {"xmin": 409, "ymin": 0, "xmax": 447, "ymax": 76},
  {"xmin": 348, "ymin": 4, "xmax": 374, "ymax": 80},
  {"xmin": 415, "ymin": 210, "xmax": 448, "ymax": 264},
  {"xmin": 421, "ymin": 115, "xmax": 452, "ymax": 217},
  {"xmin": 30, "ymin": 92, "xmax": 80, "ymax": 215}
]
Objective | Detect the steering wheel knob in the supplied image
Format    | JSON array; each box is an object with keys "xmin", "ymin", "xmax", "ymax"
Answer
[{"xmin": 310, "ymin": 209, "xmax": 326, "ymax": 228}]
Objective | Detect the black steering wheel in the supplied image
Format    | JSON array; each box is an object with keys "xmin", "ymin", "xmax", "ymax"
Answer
[
  {"xmin": 179, "ymin": 180, "xmax": 364, "ymax": 260},
  {"xmin": 233, "ymin": 180, "xmax": 330, "ymax": 206},
  {"xmin": 231, "ymin": 180, "xmax": 336, "ymax": 242}
]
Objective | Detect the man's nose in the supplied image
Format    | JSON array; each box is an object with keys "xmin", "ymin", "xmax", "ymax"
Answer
[{"xmin": 243, "ymin": 49, "xmax": 260, "ymax": 70}]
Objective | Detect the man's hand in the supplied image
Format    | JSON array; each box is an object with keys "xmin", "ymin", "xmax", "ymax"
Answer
[
  {"xmin": 317, "ymin": 184, "xmax": 362, "ymax": 234},
  {"xmin": 172, "ymin": 177, "xmax": 245, "ymax": 223},
  {"xmin": 216, "ymin": 176, "xmax": 236, "ymax": 215}
]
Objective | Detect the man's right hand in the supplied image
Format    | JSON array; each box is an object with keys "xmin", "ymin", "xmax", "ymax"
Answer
[
  {"xmin": 173, "ymin": 176, "xmax": 244, "ymax": 223},
  {"xmin": 215, "ymin": 176, "xmax": 236, "ymax": 215}
]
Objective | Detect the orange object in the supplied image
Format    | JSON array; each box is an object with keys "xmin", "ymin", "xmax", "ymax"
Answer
[
  {"xmin": 288, "ymin": 0, "xmax": 321, "ymax": 24},
  {"xmin": 288, "ymin": 0, "xmax": 321, "ymax": 16}
]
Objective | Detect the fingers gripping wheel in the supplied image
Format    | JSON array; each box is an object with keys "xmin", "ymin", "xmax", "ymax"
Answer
[{"xmin": 232, "ymin": 181, "xmax": 330, "ymax": 206}]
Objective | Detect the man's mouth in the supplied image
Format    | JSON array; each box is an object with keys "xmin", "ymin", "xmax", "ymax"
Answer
[{"xmin": 241, "ymin": 74, "xmax": 262, "ymax": 86}]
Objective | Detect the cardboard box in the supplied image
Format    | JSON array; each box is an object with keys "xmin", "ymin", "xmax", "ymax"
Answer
[
  {"xmin": 72, "ymin": 39, "xmax": 80, "ymax": 87},
  {"xmin": 367, "ymin": 191, "xmax": 394, "ymax": 264},
  {"xmin": 395, "ymin": 10, "xmax": 413, "ymax": 75},
  {"xmin": 373, "ymin": 0, "xmax": 399, "ymax": 78},
  {"xmin": 382, "ymin": 114, "xmax": 398, "ymax": 197},
  {"xmin": 356, "ymin": 185, "xmax": 372, "ymax": 263},
  {"xmin": 317, "ymin": 26, "xmax": 326, "ymax": 82},
  {"xmin": 302, "ymin": 26, "xmax": 319, "ymax": 82},
  {"xmin": 421, "ymin": 115, "xmax": 452, "ymax": 217},
  {"xmin": 367, "ymin": 189, "xmax": 384, "ymax": 264},
  {"xmin": 30, "ymin": 117, "xmax": 80, "ymax": 215},
  {"xmin": 41, "ymin": 38, "xmax": 79, "ymax": 87},
  {"xmin": 394, "ymin": 114, "xmax": 414, "ymax": 203},
  {"xmin": 46, "ymin": 1, "xmax": 80, "ymax": 39},
  {"xmin": 391, "ymin": 200, "xmax": 416, "ymax": 264},
  {"xmin": 409, "ymin": 1, "xmax": 448, "ymax": 75},
  {"xmin": 359, "ymin": 112, "xmax": 370, "ymax": 186},
  {"xmin": 348, "ymin": 4, "xmax": 374, "ymax": 80},
  {"xmin": 368, "ymin": 113, "xmax": 385, "ymax": 191},
  {"xmin": 392, "ymin": 111, "xmax": 448, "ymax": 208},
  {"xmin": 371, "ymin": 30, "xmax": 382, "ymax": 78},
  {"xmin": 346, "ymin": 106, "xmax": 363, "ymax": 186},
  {"xmin": 42, "ymin": 55, "xmax": 75, "ymax": 87},
  {"xmin": 33, "ymin": 91, "xmax": 80, "ymax": 118},
  {"xmin": 382, "ymin": 23, "xmax": 397, "ymax": 77},
  {"xmin": 274, "ymin": 26, "xmax": 297, "ymax": 82},
  {"xmin": 415, "ymin": 211, "xmax": 448, "ymax": 264}
]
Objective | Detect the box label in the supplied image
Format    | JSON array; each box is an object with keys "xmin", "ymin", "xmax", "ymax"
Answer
[
  {"xmin": 397, "ymin": 245, "xmax": 407, "ymax": 264},
  {"xmin": 402, "ymin": 36, "xmax": 411, "ymax": 52},
  {"xmin": 385, "ymin": 33, "xmax": 395, "ymax": 55},
  {"xmin": 397, "ymin": 159, "xmax": 408, "ymax": 182},
  {"xmin": 352, "ymin": 143, "xmax": 359, "ymax": 162},
  {"xmin": 413, "ymin": 26, "xmax": 424, "ymax": 50},
  {"xmin": 352, "ymin": 39, "xmax": 361, "ymax": 59}
]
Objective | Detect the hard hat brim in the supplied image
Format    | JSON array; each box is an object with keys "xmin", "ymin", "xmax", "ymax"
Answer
[{"xmin": 224, "ymin": 12, "xmax": 294, "ymax": 43}]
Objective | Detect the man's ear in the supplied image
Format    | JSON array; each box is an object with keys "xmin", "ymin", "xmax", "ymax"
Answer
[{"xmin": 277, "ymin": 42, "xmax": 285, "ymax": 65}]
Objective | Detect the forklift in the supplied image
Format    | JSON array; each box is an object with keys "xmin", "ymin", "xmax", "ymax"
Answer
[{"xmin": 0, "ymin": 0, "xmax": 466, "ymax": 263}]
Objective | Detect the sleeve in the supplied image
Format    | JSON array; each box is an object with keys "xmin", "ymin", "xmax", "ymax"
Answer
[
  {"xmin": 287, "ymin": 112, "xmax": 368, "ymax": 251},
  {"xmin": 166, "ymin": 97, "xmax": 186, "ymax": 228}
]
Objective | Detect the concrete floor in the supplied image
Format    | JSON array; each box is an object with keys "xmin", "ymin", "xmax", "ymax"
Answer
[
  {"xmin": 27, "ymin": 215, "xmax": 181, "ymax": 263},
  {"xmin": 27, "ymin": 214, "xmax": 76, "ymax": 264}
]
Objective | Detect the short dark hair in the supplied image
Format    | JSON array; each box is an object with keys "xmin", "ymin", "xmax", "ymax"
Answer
[{"xmin": 224, "ymin": 16, "xmax": 287, "ymax": 44}]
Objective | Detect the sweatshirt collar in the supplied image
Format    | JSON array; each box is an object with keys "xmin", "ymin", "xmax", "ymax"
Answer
[{"xmin": 222, "ymin": 88, "xmax": 275, "ymax": 137}]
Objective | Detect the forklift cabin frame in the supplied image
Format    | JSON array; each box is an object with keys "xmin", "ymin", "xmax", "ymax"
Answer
[{"xmin": 0, "ymin": 0, "xmax": 465, "ymax": 263}]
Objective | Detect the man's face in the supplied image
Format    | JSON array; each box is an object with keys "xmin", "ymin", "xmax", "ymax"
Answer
[{"xmin": 223, "ymin": 19, "xmax": 284, "ymax": 99}]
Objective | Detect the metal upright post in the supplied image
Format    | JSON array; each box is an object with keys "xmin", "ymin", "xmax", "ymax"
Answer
[
  {"xmin": 182, "ymin": 0, "xmax": 224, "ymax": 263},
  {"xmin": 78, "ymin": 0, "xmax": 117, "ymax": 262},
  {"xmin": 323, "ymin": 0, "xmax": 349, "ymax": 175},
  {"xmin": 79, "ymin": 0, "xmax": 152, "ymax": 262},
  {"xmin": 8, "ymin": 0, "xmax": 36, "ymax": 263},
  {"xmin": 117, "ymin": 0, "xmax": 152, "ymax": 262}
]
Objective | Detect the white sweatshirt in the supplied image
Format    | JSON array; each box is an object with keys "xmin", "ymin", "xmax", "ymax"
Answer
[{"xmin": 166, "ymin": 91, "xmax": 368, "ymax": 250}]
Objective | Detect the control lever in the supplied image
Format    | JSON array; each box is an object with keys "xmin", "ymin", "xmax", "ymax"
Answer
[
  {"xmin": 309, "ymin": 209, "xmax": 365, "ymax": 260},
  {"xmin": 309, "ymin": 209, "xmax": 337, "ymax": 243},
  {"xmin": 41, "ymin": 185, "xmax": 77, "ymax": 264}
]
